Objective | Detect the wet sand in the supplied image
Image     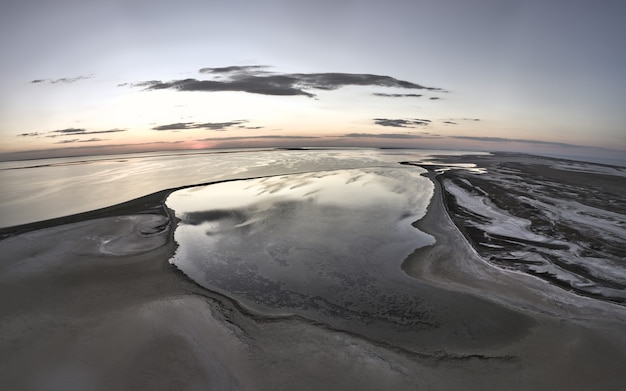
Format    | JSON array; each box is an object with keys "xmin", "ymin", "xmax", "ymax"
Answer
[{"xmin": 0, "ymin": 153, "xmax": 625, "ymax": 390}]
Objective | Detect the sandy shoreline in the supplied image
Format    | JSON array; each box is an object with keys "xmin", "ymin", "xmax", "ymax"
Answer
[{"xmin": 1, "ymin": 153, "xmax": 625, "ymax": 390}]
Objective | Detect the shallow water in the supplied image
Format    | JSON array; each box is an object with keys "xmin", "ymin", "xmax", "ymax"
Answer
[
  {"xmin": 0, "ymin": 148, "xmax": 464, "ymax": 228},
  {"xmin": 167, "ymin": 167, "xmax": 435, "ymax": 322},
  {"xmin": 0, "ymin": 149, "xmax": 480, "ymax": 228},
  {"xmin": 165, "ymin": 163, "xmax": 537, "ymax": 351}
]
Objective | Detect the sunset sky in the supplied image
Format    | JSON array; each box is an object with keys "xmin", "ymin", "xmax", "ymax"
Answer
[{"xmin": 1, "ymin": 0, "xmax": 624, "ymax": 162}]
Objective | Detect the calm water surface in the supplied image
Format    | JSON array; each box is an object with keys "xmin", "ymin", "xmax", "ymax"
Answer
[
  {"xmin": 0, "ymin": 148, "xmax": 473, "ymax": 228},
  {"xmin": 166, "ymin": 167, "xmax": 444, "ymax": 333}
]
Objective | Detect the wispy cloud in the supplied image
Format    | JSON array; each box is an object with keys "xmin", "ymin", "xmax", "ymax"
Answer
[
  {"xmin": 117, "ymin": 80, "xmax": 162, "ymax": 88},
  {"xmin": 152, "ymin": 121, "xmax": 256, "ymax": 131},
  {"xmin": 18, "ymin": 132, "xmax": 43, "ymax": 137},
  {"xmin": 372, "ymin": 93, "xmax": 423, "ymax": 98},
  {"xmin": 48, "ymin": 128, "xmax": 127, "ymax": 137},
  {"xmin": 50, "ymin": 128, "xmax": 87, "ymax": 134},
  {"xmin": 18, "ymin": 128, "xmax": 127, "ymax": 138},
  {"xmin": 122, "ymin": 66, "xmax": 444, "ymax": 98},
  {"xmin": 440, "ymin": 118, "xmax": 482, "ymax": 125},
  {"xmin": 54, "ymin": 138, "xmax": 104, "ymax": 144},
  {"xmin": 199, "ymin": 65, "xmax": 269, "ymax": 75},
  {"xmin": 373, "ymin": 118, "xmax": 431, "ymax": 128},
  {"xmin": 30, "ymin": 75, "xmax": 94, "ymax": 84}
]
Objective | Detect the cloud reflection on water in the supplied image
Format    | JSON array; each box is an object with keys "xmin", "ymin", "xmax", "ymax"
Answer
[{"xmin": 167, "ymin": 167, "xmax": 437, "ymax": 332}]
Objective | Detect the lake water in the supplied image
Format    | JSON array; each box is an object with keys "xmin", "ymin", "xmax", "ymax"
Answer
[{"xmin": 166, "ymin": 167, "xmax": 435, "ymax": 324}]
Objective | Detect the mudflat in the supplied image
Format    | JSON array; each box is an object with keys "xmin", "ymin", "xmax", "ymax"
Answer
[{"xmin": 0, "ymin": 152, "xmax": 625, "ymax": 390}]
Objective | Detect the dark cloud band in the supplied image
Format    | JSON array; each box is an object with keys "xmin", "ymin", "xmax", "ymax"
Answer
[
  {"xmin": 54, "ymin": 138, "xmax": 104, "ymax": 144},
  {"xmin": 152, "ymin": 121, "xmax": 253, "ymax": 131},
  {"xmin": 18, "ymin": 128, "xmax": 127, "ymax": 138},
  {"xmin": 372, "ymin": 93, "xmax": 423, "ymax": 98},
  {"xmin": 50, "ymin": 128, "xmax": 127, "ymax": 136},
  {"xmin": 30, "ymin": 75, "xmax": 93, "ymax": 84},
  {"xmin": 373, "ymin": 118, "xmax": 431, "ymax": 128},
  {"xmin": 122, "ymin": 66, "xmax": 444, "ymax": 98}
]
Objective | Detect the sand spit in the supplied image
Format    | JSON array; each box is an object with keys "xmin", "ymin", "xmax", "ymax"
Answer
[{"xmin": 0, "ymin": 153, "xmax": 625, "ymax": 390}]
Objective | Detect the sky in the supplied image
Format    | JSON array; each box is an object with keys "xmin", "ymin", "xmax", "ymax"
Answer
[{"xmin": 1, "ymin": 0, "xmax": 625, "ymax": 162}]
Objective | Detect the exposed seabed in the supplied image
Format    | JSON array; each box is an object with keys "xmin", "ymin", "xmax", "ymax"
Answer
[{"xmin": 0, "ymin": 152, "xmax": 625, "ymax": 390}]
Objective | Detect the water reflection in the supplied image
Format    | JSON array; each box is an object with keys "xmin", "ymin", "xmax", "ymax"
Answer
[
  {"xmin": 167, "ymin": 168, "xmax": 439, "ymax": 333},
  {"xmin": 0, "ymin": 148, "xmax": 481, "ymax": 228},
  {"xmin": 0, "ymin": 149, "xmax": 395, "ymax": 228}
]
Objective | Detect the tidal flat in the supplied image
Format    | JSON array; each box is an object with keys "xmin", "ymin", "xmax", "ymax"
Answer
[{"xmin": 0, "ymin": 149, "xmax": 624, "ymax": 390}]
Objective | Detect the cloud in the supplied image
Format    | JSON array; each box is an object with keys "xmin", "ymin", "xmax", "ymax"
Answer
[
  {"xmin": 30, "ymin": 75, "xmax": 93, "ymax": 84},
  {"xmin": 143, "ymin": 77, "xmax": 316, "ymax": 97},
  {"xmin": 429, "ymin": 97, "xmax": 441, "ymax": 100},
  {"xmin": 373, "ymin": 118, "xmax": 431, "ymax": 128},
  {"xmin": 152, "ymin": 121, "xmax": 250, "ymax": 131},
  {"xmin": 199, "ymin": 65, "xmax": 269, "ymax": 75},
  {"xmin": 372, "ymin": 93, "xmax": 423, "ymax": 98},
  {"xmin": 122, "ymin": 66, "xmax": 444, "ymax": 98},
  {"xmin": 293, "ymin": 73, "xmax": 439, "ymax": 91},
  {"xmin": 151, "ymin": 122, "xmax": 194, "ymax": 131},
  {"xmin": 88, "ymin": 128, "xmax": 127, "ymax": 135},
  {"xmin": 18, "ymin": 128, "xmax": 127, "ymax": 138},
  {"xmin": 343, "ymin": 133, "xmax": 426, "ymax": 139},
  {"xmin": 51, "ymin": 128, "xmax": 87, "ymax": 134},
  {"xmin": 446, "ymin": 118, "xmax": 480, "ymax": 122},
  {"xmin": 53, "ymin": 138, "xmax": 106, "ymax": 144},
  {"xmin": 443, "ymin": 121, "xmax": 457, "ymax": 125},
  {"xmin": 18, "ymin": 132, "xmax": 43, "ymax": 137},
  {"xmin": 200, "ymin": 135, "xmax": 319, "ymax": 141},
  {"xmin": 117, "ymin": 80, "xmax": 162, "ymax": 88},
  {"xmin": 49, "ymin": 128, "xmax": 127, "ymax": 136}
]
